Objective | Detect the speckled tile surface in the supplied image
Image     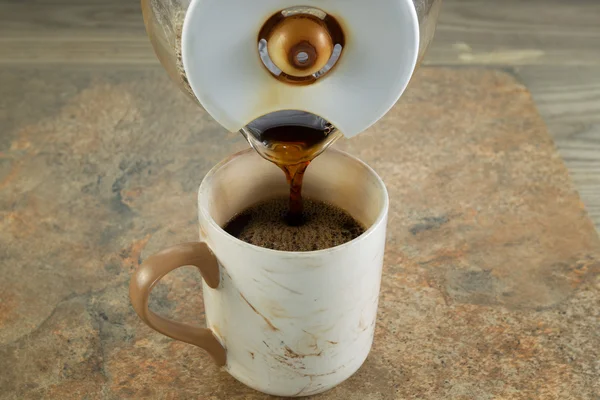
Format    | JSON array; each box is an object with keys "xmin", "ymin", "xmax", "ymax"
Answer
[{"xmin": 0, "ymin": 67, "xmax": 598, "ymax": 399}]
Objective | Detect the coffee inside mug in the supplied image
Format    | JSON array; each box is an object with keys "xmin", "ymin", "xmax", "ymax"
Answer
[{"xmin": 199, "ymin": 148, "xmax": 387, "ymax": 251}]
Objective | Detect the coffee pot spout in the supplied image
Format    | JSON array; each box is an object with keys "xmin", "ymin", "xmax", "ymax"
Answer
[{"xmin": 240, "ymin": 110, "xmax": 342, "ymax": 165}]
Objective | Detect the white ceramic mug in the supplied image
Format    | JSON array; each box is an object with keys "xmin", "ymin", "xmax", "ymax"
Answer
[{"xmin": 130, "ymin": 148, "xmax": 388, "ymax": 397}]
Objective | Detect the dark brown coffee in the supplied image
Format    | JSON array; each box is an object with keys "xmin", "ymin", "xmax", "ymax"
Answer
[
  {"xmin": 224, "ymin": 197, "xmax": 365, "ymax": 252},
  {"xmin": 258, "ymin": 125, "xmax": 334, "ymax": 225}
]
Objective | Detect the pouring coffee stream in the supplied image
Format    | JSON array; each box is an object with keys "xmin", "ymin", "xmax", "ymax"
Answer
[
  {"xmin": 239, "ymin": 10, "xmax": 346, "ymax": 224},
  {"xmin": 241, "ymin": 111, "xmax": 342, "ymax": 225}
]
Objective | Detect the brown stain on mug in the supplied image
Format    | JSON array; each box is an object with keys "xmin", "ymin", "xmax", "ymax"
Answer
[
  {"xmin": 284, "ymin": 346, "xmax": 303, "ymax": 359},
  {"xmin": 239, "ymin": 293, "xmax": 279, "ymax": 331},
  {"xmin": 272, "ymin": 354, "xmax": 297, "ymax": 369},
  {"xmin": 284, "ymin": 346, "xmax": 322, "ymax": 358}
]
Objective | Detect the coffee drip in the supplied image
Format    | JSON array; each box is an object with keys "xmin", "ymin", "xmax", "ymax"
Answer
[{"xmin": 240, "ymin": 110, "xmax": 342, "ymax": 225}]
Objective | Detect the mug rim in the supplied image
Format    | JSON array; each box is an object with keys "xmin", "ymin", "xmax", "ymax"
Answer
[{"xmin": 198, "ymin": 148, "xmax": 389, "ymax": 256}]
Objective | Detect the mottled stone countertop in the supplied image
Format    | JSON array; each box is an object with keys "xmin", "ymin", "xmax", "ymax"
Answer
[{"xmin": 0, "ymin": 67, "xmax": 598, "ymax": 399}]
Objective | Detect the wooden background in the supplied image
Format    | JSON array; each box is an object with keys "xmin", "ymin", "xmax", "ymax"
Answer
[{"xmin": 1, "ymin": 0, "xmax": 599, "ymax": 229}]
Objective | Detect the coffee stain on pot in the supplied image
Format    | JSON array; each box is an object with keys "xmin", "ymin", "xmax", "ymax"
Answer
[{"xmin": 239, "ymin": 293, "xmax": 279, "ymax": 331}]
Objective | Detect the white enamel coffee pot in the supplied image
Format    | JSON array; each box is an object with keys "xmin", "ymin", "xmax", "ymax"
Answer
[{"xmin": 142, "ymin": 0, "xmax": 442, "ymax": 138}]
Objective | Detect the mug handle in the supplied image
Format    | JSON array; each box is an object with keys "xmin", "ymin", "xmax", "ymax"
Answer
[{"xmin": 129, "ymin": 242, "xmax": 226, "ymax": 366}]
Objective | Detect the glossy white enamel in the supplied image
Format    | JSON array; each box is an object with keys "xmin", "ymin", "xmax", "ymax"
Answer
[{"xmin": 182, "ymin": 0, "xmax": 419, "ymax": 137}]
